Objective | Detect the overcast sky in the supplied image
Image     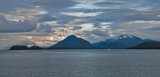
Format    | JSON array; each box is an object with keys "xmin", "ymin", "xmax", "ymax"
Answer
[{"xmin": 0, "ymin": 0, "xmax": 160, "ymax": 49}]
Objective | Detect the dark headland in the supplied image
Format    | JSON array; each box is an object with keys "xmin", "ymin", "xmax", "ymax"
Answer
[
  {"xmin": 129, "ymin": 41, "xmax": 160, "ymax": 49},
  {"xmin": 10, "ymin": 45, "xmax": 42, "ymax": 50}
]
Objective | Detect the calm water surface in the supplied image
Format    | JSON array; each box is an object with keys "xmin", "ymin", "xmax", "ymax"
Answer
[{"xmin": 0, "ymin": 49, "xmax": 160, "ymax": 77}]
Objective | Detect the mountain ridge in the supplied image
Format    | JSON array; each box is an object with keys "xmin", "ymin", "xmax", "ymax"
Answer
[
  {"xmin": 9, "ymin": 34, "xmax": 159, "ymax": 50},
  {"xmin": 93, "ymin": 34, "xmax": 157, "ymax": 49},
  {"xmin": 129, "ymin": 41, "xmax": 160, "ymax": 49}
]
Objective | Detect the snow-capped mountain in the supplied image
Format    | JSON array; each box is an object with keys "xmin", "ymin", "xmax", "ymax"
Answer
[
  {"xmin": 93, "ymin": 34, "xmax": 155, "ymax": 49},
  {"xmin": 115, "ymin": 34, "xmax": 136, "ymax": 40}
]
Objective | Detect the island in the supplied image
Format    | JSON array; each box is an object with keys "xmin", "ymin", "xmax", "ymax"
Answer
[{"xmin": 10, "ymin": 45, "xmax": 42, "ymax": 50}]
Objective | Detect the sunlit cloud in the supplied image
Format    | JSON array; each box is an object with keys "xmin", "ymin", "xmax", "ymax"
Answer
[
  {"xmin": 4, "ymin": 7, "xmax": 47, "ymax": 21},
  {"xmin": 61, "ymin": 12, "xmax": 102, "ymax": 17}
]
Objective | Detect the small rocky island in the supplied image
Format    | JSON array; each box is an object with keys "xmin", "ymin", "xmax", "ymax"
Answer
[{"xmin": 10, "ymin": 45, "xmax": 42, "ymax": 50}]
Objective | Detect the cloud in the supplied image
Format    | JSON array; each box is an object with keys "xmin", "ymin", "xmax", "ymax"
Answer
[
  {"xmin": 0, "ymin": 0, "xmax": 33, "ymax": 12},
  {"xmin": 94, "ymin": 1, "xmax": 126, "ymax": 8},
  {"xmin": 37, "ymin": 14, "xmax": 56, "ymax": 22},
  {"xmin": 91, "ymin": 29, "xmax": 109, "ymax": 37},
  {"xmin": 71, "ymin": 26, "xmax": 82, "ymax": 30},
  {"xmin": 0, "ymin": 0, "xmax": 77, "ymax": 12},
  {"xmin": 61, "ymin": 12, "xmax": 102, "ymax": 17},
  {"xmin": 0, "ymin": 33, "xmax": 29, "ymax": 49},
  {"xmin": 4, "ymin": 7, "xmax": 47, "ymax": 21},
  {"xmin": 35, "ymin": 24, "xmax": 55, "ymax": 33},
  {"xmin": 147, "ymin": 26, "xmax": 160, "ymax": 31},
  {"xmin": 33, "ymin": 0, "xmax": 77, "ymax": 9},
  {"xmin": 0, "ymin": 0, "xmax": 160, "ymax": 49},
  {"xmin": 0, "ymin": 14, "xmax": 37, "ymax": 33},
  {"xmin": 93, "ymin": 23, "xmax": 102, "ymax": 28}
]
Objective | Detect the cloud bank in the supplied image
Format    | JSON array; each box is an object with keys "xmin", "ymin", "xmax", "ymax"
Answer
[{"xmin": 0, "ymin": 0, "xmax": 160, "ymax": 49}]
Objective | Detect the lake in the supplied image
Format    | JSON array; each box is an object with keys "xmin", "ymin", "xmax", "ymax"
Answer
[{"xmin": 0, "ymin": 49, "xmax": 160, "ymax": 77}]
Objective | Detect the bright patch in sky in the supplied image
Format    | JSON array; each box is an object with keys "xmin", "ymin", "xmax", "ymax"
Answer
[
  {"xmin": 79, "ymin": 23, "xmax": 94, "ymax": 31},
  {"xmin": 61, "ymin": 12, "xmax": 102, "ymax": 17}
]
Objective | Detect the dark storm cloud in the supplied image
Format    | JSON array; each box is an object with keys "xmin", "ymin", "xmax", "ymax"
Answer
[
  {"xmin": 0, "ymin": 0, "xmax": 33, "ymax": 12},
  {"xmin": 91, "ymin": 29, "xmax": 107, "ymax": 37},
  {"xmin": 56, "ymin": 15, "xmax": 82, "ymax": 24},
  {"xmin": 93, "ymin": 23, "xmax": 102, "ymax": 28},
  {"xmin": 35, "ymin": 24, "xmax": 55, "ymax": 33},
  {"xmin": 53, "ymin": 0, "xmax": 160, "ymax": 41},
  {"xmin": 33, "ymin": 0, "xmax": 77, "ymax": 9},
  {"xmin": 94, "ymin": 1, "xmax": 125, "ymax": 7},
  {"xmin": 147, "ymin": 26, "xmax": 160, "ymax": 31},
  {"xmin": 91, "ymin": 8, "xmax": 160, "ymax": 23},
  {"xmin": 0, "ymin": 0, "xmax": 77, "ymax": 12},
  {"xmin": 67, "ymin": 0, "xmax": 160, "ymax": 22},
  {"xmin": 0, "ymin": 14, "xmax": 37, "ymax": 32},
  {"xmin": 71, "ymin": 26, "xmax": 82, "ymax": 30},
  {"xmin": 37, "ymin": 14, "xmax": 56, "ymax": 22}
]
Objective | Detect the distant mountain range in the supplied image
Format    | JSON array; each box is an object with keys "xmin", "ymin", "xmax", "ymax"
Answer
[
  {"xmin": 10, "ymin": 34, "xmax": 160, "ymax": 50},
  {"xmin": 93, "ymin": 34, "xmax": 157, "ymax": 49}
]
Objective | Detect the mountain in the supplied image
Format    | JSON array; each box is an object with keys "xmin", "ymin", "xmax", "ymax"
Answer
[
  {"xmin": 49, "ymin": 35, "xmax": 95, "ymax": 49},
  {"xmin": 129, "ymin": 42, "xmax": 160, "ymax": 49},
  {"xmin": 93, "ymin": 34, "xmax": 155, "ymax": 49}
]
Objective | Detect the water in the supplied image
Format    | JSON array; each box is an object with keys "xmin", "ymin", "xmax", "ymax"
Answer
[{"xmin": 0, "ymin": 49, "xmax": 160, "ymax": 77}]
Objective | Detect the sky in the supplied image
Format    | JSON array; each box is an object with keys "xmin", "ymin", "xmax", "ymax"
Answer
[{"xmin": 0, "ymin": 0, "xmax": 160, "ymax": 49}]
